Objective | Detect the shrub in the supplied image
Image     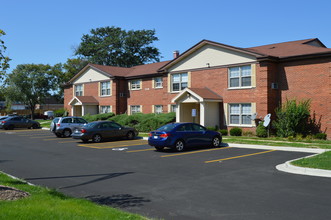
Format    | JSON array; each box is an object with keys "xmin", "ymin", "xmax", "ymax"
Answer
[
  {"xmin": 273, "ymin": 98, "xmax": 311, "ymax": 137},
  {"xmin": 219, "ymin": 129, "xmax": 228, "ymax": 136},
  {"xmin": 54, "ymin": 108, "xmax": 66, "ymax": 117},
  {"xmin": 110, "ymin": 112, "xmax": 176, "ymax": 132},
  {"xmin": 83, "ymin": 112, "xmax": 115, "ymax": 122},
  {"xmin": 314, "ymin": 133, "xmax": 327, "ymax": 140},
  {"xmin": 256, "ymin": 122, "xmax": 268, "ymax": 138},
  {"xmin": 230, "ymin": 127, "xmax": 242, "ymax": 136},
  {"xmin": 243, "ymin": 131, "xmax": 254, "ymax": 137}
]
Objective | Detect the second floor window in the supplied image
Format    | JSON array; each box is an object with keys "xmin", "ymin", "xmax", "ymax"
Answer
[
  {"xmin": 75, "ymin": 84, "xmax": 83, "ymax": 96},
  {"xmin": 100, "ymin": 81, "xmax": 111, "ymax": 96},
  {"xmin": 229, "ymin": 65, "xmax": 251, "ymax": 88},
  {"xmin": 171, "ymin": 73, "xmax": 188, "ymax": 92},
  {"xmin": 154, "ymin": 77, "xmax": 163, "ymax": 88},
  {"xmin": 130, "ymin": 80, "xmax": 141, "ymax": 90}
]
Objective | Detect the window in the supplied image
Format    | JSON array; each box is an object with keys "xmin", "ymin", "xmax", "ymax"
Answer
[
  {"xmin": 171, "ymin": 105, "xmax": 177, "ymax": 113},
  {"xmin": 100, "ymin": 106, "xmax": 111, "ymax": 113},
  {"xmin": 131, "ymin": 105, "xmax": 141, "ymax": 114},
  {"xmin": 154, "ymin": 105, "xmax": 163, "ymax": 114},
  {"xmin": 75, "ymin": 84, "xmax": 83, "ymax": 96},
  {"xmin": 171, "ymin": 73, "xmax": 188, "ymax": 92},
  {"xmin": 130, "ymin": 80, "xmax": 141, "ymax": 90},
  {"xmin": 100, "ymin": 81, "xmax": 111, "ymax": 96},
  {"xmin": 229, "ymin": 65, "xmax": 251, "ymax": 88},
  {"xmin": 229, "ymin": 103, "xmax": 252, "ymax": 125},
  {"xmin": 154, "ymin": 77, "xmax": 163, "ymax": 88}
]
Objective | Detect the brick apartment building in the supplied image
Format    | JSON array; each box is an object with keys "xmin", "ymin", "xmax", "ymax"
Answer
[{"xmin": 64, "ymin": 38, "xmax": 331, "ymax": 138}]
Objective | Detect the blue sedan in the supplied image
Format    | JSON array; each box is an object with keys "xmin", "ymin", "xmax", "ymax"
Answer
[{"xmin": 148, "ymin": 123, "xmax": 222, "ymax": 151}]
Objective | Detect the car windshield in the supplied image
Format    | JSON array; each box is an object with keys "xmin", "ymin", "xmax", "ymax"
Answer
[
  {"xmin": 53, "ymin": 118, "xmax": 60, "ymax": 123},
  {"xmin": 156, "ymin": 123, "xmax": 178, "ymax": 132}
]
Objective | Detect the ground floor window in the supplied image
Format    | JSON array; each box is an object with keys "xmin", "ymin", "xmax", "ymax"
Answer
[
  {"xmin": 229, "ymin": 103, "xmax": 251, "ymax": 125},
  {"xmin": 131, "ymin": 105, "xmax": 141, "ymax": 114},
  {"xmin": 100, "ymin": 105, "xmax": 111, "ymax": 113},
  {"xmin": 154, "ymin": 105, "xmax": 163, "ymax": 114},
  {"xmin": 171, "ymin": 104, "xmax": 177, "ymax": 113}
]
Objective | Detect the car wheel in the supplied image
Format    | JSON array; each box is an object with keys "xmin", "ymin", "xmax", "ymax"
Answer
[
  {"xmin": 82, "ymin": 139, "xmax": 89, "ymax": 143},
  {"xmin": 55, "ymin": 133, "xmax": 62, "ymax": 138},
  {"xmin": 32, "ymin": 124, "xmax": 38, "ymax": 129},
  {"xmin": 92, "ymin": 134, "xmax": 102, "ymax": 143},
  {"xmin": 63, "ymin": 129, "xmax": 72, "ymax": 138},
  {"xmin": 126, "ymin": 131, "xmax": 135, "ymax": 140},
  {"xmin": 211, "ymin": 136, "xmax": 221, "ymax": 147},
  {"xmin": 155, "ymin": 146, "xmax": 164, "ymax": 151},
  {"xmin": 174, "ymin": 140, "xmax": 185, "ymax": 152},
  {"xmin": 7, "ymin": 125, "xmax": 14, "ymax": 130}
]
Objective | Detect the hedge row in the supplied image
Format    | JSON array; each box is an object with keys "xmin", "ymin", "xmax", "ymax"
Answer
[{"xmin": 81, "ymin": 112, "xmax": 176, "ymax": 132}]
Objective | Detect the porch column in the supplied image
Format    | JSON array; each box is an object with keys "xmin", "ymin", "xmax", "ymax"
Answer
[
  {"xmin": 71, "ymin": 106, "xmax": 74, "ymax": 116},
  {"xmin": 200, "ymin": 102, "xmax": 205, "ymax": 126},
  {"xmin": 82, "ymin": 105, "xmax": 85, "ymax": 116},
  {"xmin": 176, "ymin": 103, "xmax": 181, "ymax": 122}
]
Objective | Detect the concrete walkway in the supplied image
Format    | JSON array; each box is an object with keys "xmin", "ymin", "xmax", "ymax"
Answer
[{"xmin": 227, "ymin": 143, "xmax": 331, "ymax": 178}]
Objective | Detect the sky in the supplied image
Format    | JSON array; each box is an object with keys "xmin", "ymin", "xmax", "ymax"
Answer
[{"xmin": 1, "ymin": 0, "xmax": 331, "ymax": 73}]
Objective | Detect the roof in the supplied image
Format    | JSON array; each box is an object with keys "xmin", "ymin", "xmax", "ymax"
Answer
[
  {"xmin": 70, "ymin": 96, "xmax": 99, "ymax": 105},
  {"xmin": 189, "ymin": 88, "xmax": 223, "ymax": 100},
  {"xmin": 172, "ymin": 87, "xmax": 223, "ymax": 103},
  {"xmin": 68, "ymin": 38, "xmax": 331, "ymax": 84},
  {"xmin": 246, "ymin": 38, "xmax": 331, "ymax": 58}
]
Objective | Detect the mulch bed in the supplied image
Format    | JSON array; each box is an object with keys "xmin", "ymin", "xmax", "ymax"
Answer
[{"xmin": 0, "ymin": 185, "xmax": 30, "ymax": 201}]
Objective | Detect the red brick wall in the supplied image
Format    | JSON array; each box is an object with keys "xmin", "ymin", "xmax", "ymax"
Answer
[
  {"xmin": 63, "ymin": 86, "xmax": 73, "ymax": 113},
  {"xmin": 279, "ymin": 58, "xmax": 331, "ymax": 138},
  {"xmin": 127, "ymin": 76, "xmax": 177, "ymax": 114}
]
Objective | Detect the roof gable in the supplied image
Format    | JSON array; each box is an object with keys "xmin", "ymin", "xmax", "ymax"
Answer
[{"xmin": 160, "ymin": 40, "xmax": 263, "ymax": 72}]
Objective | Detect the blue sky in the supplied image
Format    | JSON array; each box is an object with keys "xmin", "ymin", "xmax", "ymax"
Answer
[{"xmin": 1, "ymin": 0, "xmax": 331, "ymax": 72}]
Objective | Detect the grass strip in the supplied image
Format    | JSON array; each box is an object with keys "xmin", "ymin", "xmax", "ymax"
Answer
[
  {"xmin": 0, "ymin": 172, "xmax": 147, "ymax": 220},
  {"xmin": 291, "ymin": 151, "xmax": 331, "ymax": 170}
]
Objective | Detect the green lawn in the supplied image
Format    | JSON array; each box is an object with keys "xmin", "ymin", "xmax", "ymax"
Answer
[
  {"xmin": 0, "ymin": 172, "xmax": 147, "ymax": 220},
  {"xmin": 291, "ymin": 151, "xmax": 331, "ymax": 170}
]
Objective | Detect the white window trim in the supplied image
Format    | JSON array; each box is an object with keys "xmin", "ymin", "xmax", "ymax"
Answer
[
  {"xmin": 170, "ymin": 72, "xmax": 188, "ymax": 93},
  {"xmin": 100, "ymin": 81, "xmax": 111, "ymax": 97},
  {"xmin": 228, "ymin": 65, "xmax": 252, "ymax": 89},
  {"xmin": 100, "ymin": 105, "xmax": 112, "ymax": 113},
  {"xmin": 130, "ymin": 79, "xmax": 142, "ymax": 90},
  {"xmin": 75, "ymin": 84, "xmax": 83, "ymax": 96},
  {"xmin": 130, "ymin": 105, "xmax": 141, "ymax": 114},
  {"xmin": 154, "ymin": 77, "xmax": 163, "ymax": 89},
  {"xmin": 228, "ymin": 103, "xmax": 253, "ymax": 127},
  {"xmin": 154, "ymin": 105, "xmax": 163, "ymax": 114}
]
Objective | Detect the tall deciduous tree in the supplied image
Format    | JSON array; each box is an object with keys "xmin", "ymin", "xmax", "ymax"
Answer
[
  {"xmin": 0, "ymin": 29, "xmax": 10, "ymax": 81},
  {"xmin": 4, "ymin": 64, "xmax": 55, "ymax": 119},
  {"xmin": 75, "ymin": 26, "xmax": 161, "ymax": 67}
]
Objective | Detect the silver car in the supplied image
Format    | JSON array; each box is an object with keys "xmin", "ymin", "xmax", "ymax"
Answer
[{"xmin": 50, "ymin": 116, "xmax": 88, "ymax": 137}]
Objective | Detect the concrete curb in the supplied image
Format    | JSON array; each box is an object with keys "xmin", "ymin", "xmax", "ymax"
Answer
[{"xmin": 227, "ymin": 143, "xmax": 331, "ymax": 178}]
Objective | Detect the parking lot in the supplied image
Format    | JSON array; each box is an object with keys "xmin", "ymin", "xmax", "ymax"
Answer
[{"xmin": 1, "ymin": 128, "xmax": 331, "ymax": 220}]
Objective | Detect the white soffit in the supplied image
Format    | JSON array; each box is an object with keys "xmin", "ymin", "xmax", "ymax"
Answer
[{"xmin": 168, "ymin": 44, "xmax": 256, "ymax": 72}]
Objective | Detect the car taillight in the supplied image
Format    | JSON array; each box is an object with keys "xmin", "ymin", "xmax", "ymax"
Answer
[
  {"xmin": 160, "ymin": 133, "xmax": 169, "ymax": 138},
  {"xmin": 56, "ymin": 123, "xmax": 60, "ymax": 127},
  {"xmin": 1, "ymin": 121, "xmax": 6, "ymax": 124},
  {"xmin": 81, "ymin": 129, "xmax": 87, "ymax": 133},
  {"xmin": 149, "ymin": 133, "xmax": 152, "ymax": 137}
]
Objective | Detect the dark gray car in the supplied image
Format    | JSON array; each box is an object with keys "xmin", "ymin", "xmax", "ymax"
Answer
[
  {"xmin": 72, "ymin": 121, "xmax": 138, "ymax": 143},
  {"xmin": 50, "ymin": 116, "xmax": 88, "ymax": 137},
  {"xmin": 0, "ymin": 116, "xmax": 40, "ymax": 130}
]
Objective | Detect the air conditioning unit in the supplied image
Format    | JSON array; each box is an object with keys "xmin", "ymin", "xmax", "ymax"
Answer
[{"xmin": 271, "ymin": 83, "xmax": 278, "ymax": 89}]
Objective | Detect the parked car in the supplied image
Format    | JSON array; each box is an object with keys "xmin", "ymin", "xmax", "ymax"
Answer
[
  {"xmin": 148, "ymin": 122, "xmax": 222, "ymax": 152},
  {"xmin": 50, "ymin": 116, "xmax": 88, "ymax": 138},
  {"xmin": 0, "ymin": 116, "xmax": 40, "ymax": 130},
  {"xmin": 72, "ymin": 121, "xmax": 138, "ymax": 143}
]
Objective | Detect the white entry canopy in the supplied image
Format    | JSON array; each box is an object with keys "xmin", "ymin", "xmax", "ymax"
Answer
[{"xmin": 172, "ymin": 88, "xmax": 223, "ymax": 128}]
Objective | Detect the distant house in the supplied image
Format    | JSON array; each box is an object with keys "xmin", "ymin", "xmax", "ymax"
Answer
[{"xmin": 63, "ymin": 38, "xmax": 331, "ymax": 138}]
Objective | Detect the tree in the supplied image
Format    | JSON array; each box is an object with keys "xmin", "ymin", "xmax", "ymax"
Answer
[
  {"xmin": 0, "ymin": 29, "xmax": 10, "ymax": 81},
  {"xmin": 75, "ymin": 26, "xmax": 161, "ymax": 67},
  {"xmin": 51, "ymin": 58, "xmax": 88, "ymax": 99},
  {"xmin": 4, "ymin": 64, "xmax": 55, "ymax": 119}
]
